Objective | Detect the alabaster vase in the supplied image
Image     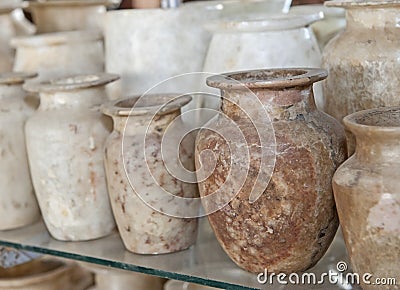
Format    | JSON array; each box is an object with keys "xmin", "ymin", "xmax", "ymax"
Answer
[
  {"xmin": 102, "ymin": 95, "xmax": 198, "ymax": 254},
  {"xmin": 24, "ymin": 73, "xmax": 118, "ymax": 241},
  {"xmin": 12, "ymin": 30, "xmax": 104, "ymax": 82},
  {"xmin": 0, "ymin": 72, "xmax": 40, "ymax": 230},
  {"xmin": 195, "ymin": 68, "xmax": 347, "ymax": 273},
  {"xmin": 333, "ymin": 106, "xmax": 400, "ymax": 290},
  {"xmin": 322, "ymin": 0, "xmax": 400, "ymax": 154}
]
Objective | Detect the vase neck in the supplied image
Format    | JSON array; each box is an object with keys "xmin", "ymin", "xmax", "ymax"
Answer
[
  {"xmin": 346, "ymin": 7, "xmax": 399, "ymax": 29},
  {"xmin": 355, "ymin": 134, "xmax": 400, "ymax": 164},
  {"xmin": 38, "ymin": 87, "xmax": 107, "ymax": 110},
  {"xmin": 221, "ymin": 85, "xmax": 317, "ymax": 121}
]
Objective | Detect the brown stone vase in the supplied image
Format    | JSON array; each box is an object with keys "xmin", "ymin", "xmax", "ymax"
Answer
[
  {"xmin": 333, "ymin": 106, "xmax": 400, "ymax": 290},
  {"xmin": 195, "ymin": 68, "xmax": 347, "ymax": 273}
]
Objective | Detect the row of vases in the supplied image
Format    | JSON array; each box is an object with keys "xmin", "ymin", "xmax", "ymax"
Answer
[{"xmin": 0, "ymin": 1, "xmax": 399, "ymax": 290}]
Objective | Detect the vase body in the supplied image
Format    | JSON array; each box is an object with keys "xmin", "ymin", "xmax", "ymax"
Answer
[
  {"xmin": 332, "ymin": 106, "xmax": 400, "ymax": 290},
  {"xmin": 103, "ymin": 95, "xmax": 198, "ymax": 254},
  {"xmin": 0, "ymin": 5, "xmax": 35, "ymax": 73},
  {"xmin": 0, "ymin": 72, "xmax": 40, "ymax": 230},
  {"xmin": 24, "ymin": 74, "xmax": 118, "ymax": 241},
  {"xmin": 27, "ymin": 1, "xmax": 107, "ymax": 33},
  {"xmin": 12, "ymin": 30, "xmax": 104, "ymax": 82},
  {"xmin": 322, "ymin": 1, "xmax": 400, "ymax": 154},
  {"xmin": 105, "ymin": 2, "xmax": 221, "ymax": 99},
  {"xmin": 203, "ymin": 13, "xmax": 325, "ymax": 111},
  {"xmin": 195, "ymin": 68, "xmax": 347, "ymax": 273}
]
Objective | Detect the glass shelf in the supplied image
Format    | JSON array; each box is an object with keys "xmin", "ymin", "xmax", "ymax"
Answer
[{"xmin": 0, "ymin": 218, "xmax": 354, "ymax": 290}]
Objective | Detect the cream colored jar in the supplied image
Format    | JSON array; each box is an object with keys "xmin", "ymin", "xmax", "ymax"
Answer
[
  {"xmin": 24, "ymin": 73, "xmax": 118, "ymax": 241},
  {"xmin": 0, "ymin": 72, "xmax": 40, "ymax": 230}
]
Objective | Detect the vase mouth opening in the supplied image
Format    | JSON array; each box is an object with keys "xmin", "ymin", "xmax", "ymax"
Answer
[
  {"xmin": 206, "ymin": 68, "xmax": 327, "ymax": 90},
  {"xmin": 0, "ymin": 72, "xmax": 37, "ymax": 85},
  {"xmin": 102, "ymin": 94, "xmax": 192, "ymax": 117},
  {"xmin": 325, "ymin": 0, "xmax": 400, "ymax": 9},
  {"xmin": 344, "ymin": 107, "xmax": 400, "ymax": 133},
  {"xmin": 23, "ymin": 73, "xmax": 119, "ymax": 93}
]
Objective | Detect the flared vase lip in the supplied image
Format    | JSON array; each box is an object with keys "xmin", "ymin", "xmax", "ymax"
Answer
[
  {"xmin": 0, "ymin": 72, "xmax": 37, "ymax": 85},
  {"xmin": 325, "ymin": 0, "xmax": 400, "ymax": 9},
  {"xmin": 24, "ymin": 0, "xmax": 115, "ymax": 8},
  {"xmin": 102, "ymin": 94, "xmax": 192, "ymax": 117},
  {"xmin": 343, "ymin": 106, "xmax": 400, "ymax": 134},
  {"xmin": 23, "ymin": 73, "xmax": 119, "ymax": 93},
  {"xmin": 205, "ymin": 12, "xmax": 323, "ymax": 33},
  {"xmin": 10, "ymin": 30, "xmax": 102, "ymax": 48},
  {"xmin": 206, "ymin": 68, "xmax": 327, "ymax": 90}
]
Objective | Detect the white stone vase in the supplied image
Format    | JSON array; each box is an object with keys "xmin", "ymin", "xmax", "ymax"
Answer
[
  {"xmin": 25, "ymin": 0, "xmax": 109, "ymax": 33},
  {"xmin": 12, "ymin": 30, "xmax": 104, "ymax": 81},
  {"xmin": 0, "ymin": 72, "xmax": 40, "ymax": 231},
  {"xmin": 104, "ymin": 2, "xmax": 221, "ymax": 99},
  {"xmin": 202, "ymin": 13, "xmax": 325, "ymax": 110},
  {"xmin": 24, "ymin": 73, "xmax": 119, "ymax": 241}
]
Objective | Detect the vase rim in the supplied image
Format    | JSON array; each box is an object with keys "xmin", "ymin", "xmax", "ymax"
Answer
[
  {"xmin": 205, "ymin": 12, "xmax": 323, "ymax": 33},
  {"xmin": 23, "ymin": 73, "xmax": 119, "ymax": 93},
  {"xmin": 325, "ymin": 0, "xmax": 400, "ymax": 9},
  {"xmin": 0, "ymin": 72, "xmax": 37, "ymax": 85},
  {"xmin": 10, "ymin": 30, "xmax": 102, "ymax": 48},
  {"xmin": 102, "ymin": 94, "xmax": 192, "ymax": 117},
  {"xmin": 344, "ymin": 106, "xmax": 400, "ymax": 134},
  {"xmin": 206, "ymin": 68, "xmax": 327, "ymax": 90}
]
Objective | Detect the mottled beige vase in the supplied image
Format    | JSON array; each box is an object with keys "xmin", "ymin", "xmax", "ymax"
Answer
[
  {"xmin": 196, "ymin": 68, "xmax": 347, "ymax": 273},
  {"xmin": 322, "ymin": 0, "xmax": 400, "ymax": 154},
  {"xmin": 0, "ymin": 72, "xmax": 40, "ymax": 230},
  {"xmin": 333, "ymin": 106, "xmax": 400, "ymax": 290},
  {"xmin": 103, "ymin": 95, "xmax": 198, "ymax": 254},
  {"xmin": 24, "ymin": 74, "xmax": 118, "ymax": 241}
]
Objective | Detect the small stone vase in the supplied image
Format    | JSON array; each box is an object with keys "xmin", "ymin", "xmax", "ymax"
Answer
[
  {"xmin": 195, "ymin": 68, "xmax": 347, "ymax": 273},
  {"xmin": 332, "ymin": 106, "xmax": 400, "ymax": 290},
  {"xmin": 12, "ymin": 30, "xmax": 104, "ymax": 82},
  {"xmin": 24, "ymin": 73, "xmax": 118, "ymax": 241},
  {"xmin": 322, "ymin": 0, "xmax": 400, "ymax": 155},
  {"xmin": 102, "ymin": 95, "xmax": 198, "ymax": 254},
  {"xmin": 0, "ymin": 72, "xmax": 40, "ymax": 230}
]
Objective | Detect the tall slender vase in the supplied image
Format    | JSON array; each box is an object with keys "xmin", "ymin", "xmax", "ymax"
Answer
[
  {"xmin": 24, "ymin": 74, "xmax": 118, "ymax": 241},
  {"xmin": 0, "ymin": 72, "xmax": 40, "ymax": 230},
  {"xmin": 322, "ymin": 0, "xmax": 400, "ymax": 154},
  {"xmin": 332, "ymin": 106, "xmax": 400, "ymax": 290},
  {"xmin": 195, "ymin": 68, "xmax": 347, "ymax": 273}
]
